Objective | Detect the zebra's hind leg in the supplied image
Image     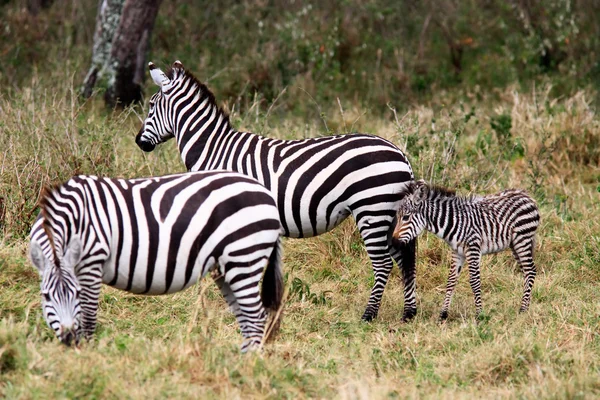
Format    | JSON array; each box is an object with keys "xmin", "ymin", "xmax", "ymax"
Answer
[
  {"xmin": 212, "ymin": 271, "xmax": 241, "ymax": 316},
  {"xmin": 222, "ymin": 261, "xmax": 268, "ymax": 353},
  {"xmin": 390, "ymin": 238, "xmax": 418, "ymax": 322},
  {"xmin": 465, "ymin": 243, "xmax": 484, "ymax": 318},
  {"xmin": 511, "ymin": 237, "xmax": 537, "ymax": 313},
  {"xmin": 439, "ymin": 253, "xmax": 465, "ymax": 321},
  {"xmin": 356, "ymin": 215, "xmax": 397, "ymax": 322}
]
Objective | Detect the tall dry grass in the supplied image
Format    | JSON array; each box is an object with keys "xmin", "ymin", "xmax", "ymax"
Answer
[{"xmin": 0, "ymin": 69, "xmax": 599, "ymax": 398}]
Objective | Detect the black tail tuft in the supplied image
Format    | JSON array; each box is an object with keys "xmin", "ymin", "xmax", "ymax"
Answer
[
  {"xmin": 261, "ymin": 237, "xmax": 284, "ymax": 313},
  {"xmin": 261, "ymin": 237, "xmax": 284, "ymax": 341}
]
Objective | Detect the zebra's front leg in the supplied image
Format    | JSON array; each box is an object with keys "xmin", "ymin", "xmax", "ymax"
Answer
[
  {"xmin": 465, "ymin": 244, "xmax": 483, "ymax": 318},
  {"xmin": 390, "ymin": 238, "xmax": 418, "ymax": 322},
  {"xmin": 78, "ymin": 265, "xmax": 103, "ymax": 342},
  {"xmin": 439, "ymin": 253, "xmax": 465, "ymax": 321}
]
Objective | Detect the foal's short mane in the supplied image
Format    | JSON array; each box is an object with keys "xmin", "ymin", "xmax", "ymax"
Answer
[
  {"xmin": 427, "ymin": 184, "xmax": 457, "ymax": 198},
  {"xmin": 165, "ymin": 66, "xmax": 231, "ymax": 126}
]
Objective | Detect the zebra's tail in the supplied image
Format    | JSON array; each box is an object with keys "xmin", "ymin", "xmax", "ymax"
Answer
[{"xmin": 261, "ymin": 236, "xmax": 284, "ymax": 341}]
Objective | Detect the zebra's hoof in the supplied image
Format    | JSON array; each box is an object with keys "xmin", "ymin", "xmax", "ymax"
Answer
[
  {"xmin": 439, "ymin": 311, "xmax": 449, "ymax": 321},
  {"xmin": 361, "ymin": 312, "xmax": 377, "ymax": 322},
  {"xmin": 240, "ymin": 339, "xmax": 262, "ymax": 353},
  {"xmin": 402, "ymin": 308, "xmax": 417, "ymax": 322}
]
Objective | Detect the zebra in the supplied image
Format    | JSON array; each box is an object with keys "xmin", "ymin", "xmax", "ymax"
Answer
[
  {"xmin": 135, "ymin": 60, "xmax": 417, "ymax": 322},
  {"xmin": 29, "ymin": 171, "xmax": 284, "ymax": 352},
  {"xmin": 391, "ymin": 180, "xmax": 539, "ymax": 320}
]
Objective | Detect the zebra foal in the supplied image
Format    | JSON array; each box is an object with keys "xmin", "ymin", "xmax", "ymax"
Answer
[
  {"xmin": 392, "ymin": 180, "xmax": 540, "ymax": 320},
  {"xmin": 29, "ymin": 171, "xmax": 284, "ymax": 352}
]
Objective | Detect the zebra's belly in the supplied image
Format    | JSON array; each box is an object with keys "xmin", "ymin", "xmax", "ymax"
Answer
[
  {"xmin": 480, "ymin": 236, "xmax": 512, "ymax": 255},
  {"xmin": 450, "ymin": 237, "xmax": 511, "ymax": 256},
  {"xmin": 101, "ymin": 236, "xmax": 214, "ymax": 295},
  {"xmin": 284, "ymin": 205, "xmax": 351, "ymax": 238},
  {"xmin": 103, "ymin": 257, "xmax": 208, "ymax": 295}
]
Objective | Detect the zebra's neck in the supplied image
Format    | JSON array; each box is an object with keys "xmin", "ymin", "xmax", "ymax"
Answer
[
  {"xmin": 172, "ymin": 82, "xmax": 237, "ymax": 172},
  {"xmin": 42, "ymin": 179, "xmax": 106, "ymax": 265},
  {"xmin": 422, "ymin": 190, "xmax": 471, "ymax": 240}
]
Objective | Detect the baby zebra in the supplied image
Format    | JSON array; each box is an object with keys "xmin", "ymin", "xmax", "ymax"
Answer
[
  {"xmin": 392, "ymin": 180, "xmax": 540, "ymax": 320},
  {"xmin": 29, "ymin": 171, "xmax": 284, "ymax": 352}
]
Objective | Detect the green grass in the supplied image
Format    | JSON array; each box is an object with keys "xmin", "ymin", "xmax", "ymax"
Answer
[{"xmin": 0, "ymin": 66, "xmax": 599, "ymax": 398}]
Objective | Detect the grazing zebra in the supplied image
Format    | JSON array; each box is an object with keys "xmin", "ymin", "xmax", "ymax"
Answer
[
  {"xmin": 29, "ymin": 171, "xmax": 284, "ymax": 352},
  {"xmin": 392, "ymin": 180, "xmax": 539, "ymax": 320},
  {"xmin": 135, "ymin": 60, "xmax": 417, "ymax": 322}
]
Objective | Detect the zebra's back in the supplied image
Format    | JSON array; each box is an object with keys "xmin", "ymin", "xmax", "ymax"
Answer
[
  {"xmin": 210, "ymin": 132, "xmax": 414, "ymax": 238},
  {"xmin": 463, "ymin": 190, "xmax": 540, "ymax": 255}
]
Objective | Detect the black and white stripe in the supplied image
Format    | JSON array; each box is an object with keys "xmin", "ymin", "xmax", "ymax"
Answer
[
  {"xmin": 29, "ymin": 171, "xmax": 284, "ymax": 352},
  {"xmin": 392, "ymin": 180, "xmax": 539, "ymax": 319},
  {"xmin": 135, "ymin": 60, "xmax": 417, "ymax": 322}
]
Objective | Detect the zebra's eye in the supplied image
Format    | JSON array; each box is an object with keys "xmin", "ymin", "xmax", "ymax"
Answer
[
  {"xmin": 402, "ymin": 215, "xmax": 410, "ymax": 222},
  {"xmin": 42, "ymin": 292, "xmax": 51, "ymax": 302}
]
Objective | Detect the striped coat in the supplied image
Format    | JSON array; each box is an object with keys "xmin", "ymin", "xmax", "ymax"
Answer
[
  {"xmin": 30, "ymin": 171, "xmax": 284, "ymax": 351},
  {"xmin": 135, "ymin": 61, "xmax": 417, "ymax": 322}
]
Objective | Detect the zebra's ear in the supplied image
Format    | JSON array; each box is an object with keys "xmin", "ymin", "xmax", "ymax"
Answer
[
  {"xmin": 148, "ymin": 62, "xmax": 171, "ymax": 88},
  {"xmin": 29, "ymin": 241, "xmax": 46, "ymax": 273},
  {"xmin": 415, "ymin": 181, "xmax": 429, "ymax": 201},
  {"xmin": 63, "ymin": 237, "xmax": 82, "ymax": 270},
  {"xmin": 172, "ymin": 60, "xmax": 184, "ymax": 70}
]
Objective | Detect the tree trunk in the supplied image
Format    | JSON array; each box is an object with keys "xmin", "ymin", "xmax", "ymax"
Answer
[
  {"xmin": 26, "ymin": 0, "xmax": 54, "ymax": 16},
  {"xmin": 81, "ymin": 0, "xmax": 126, "ymax": 99},
  {"xmin": 81, "ymin": 0, "xmax": 162, "ymax": 108},
  {"xmin": 104, "ymin": 0, "xmax": 163, "ymax": 107}
]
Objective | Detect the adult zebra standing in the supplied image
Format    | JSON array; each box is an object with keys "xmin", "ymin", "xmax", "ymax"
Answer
[
  {"xmin": 29, "ymin": 171, "xmax": 284, "ymax": 352},
  {"xmin": 135, "ymin": 61, "xmax": 417, "ymax": 322}
]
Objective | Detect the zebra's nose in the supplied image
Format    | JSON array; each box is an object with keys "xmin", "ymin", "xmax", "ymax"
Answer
[
  {"xmin": 60, "ymin": 327, "xmax": 76, "ymax": 347},
  {"xmin": 135, "ymin": 129, "xmax": 156, "ymax": 152}
]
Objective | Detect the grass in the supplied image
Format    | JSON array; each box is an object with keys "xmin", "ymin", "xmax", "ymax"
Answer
[{"xmin": 0, "ymin": 64, "xmax": 599, "ymax": 399}]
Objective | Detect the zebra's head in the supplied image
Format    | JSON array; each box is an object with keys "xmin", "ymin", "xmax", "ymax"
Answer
[
  {"xmin": 30, "ymin": 236, "xmax": 83, "ymax": 347},
  {"xmin": 393, "ymin": 180, "xmax": 429, "ymax": 243},
  {"xmin": 135, "ymin": 61, "xmax": 185, "ymax": 152}
]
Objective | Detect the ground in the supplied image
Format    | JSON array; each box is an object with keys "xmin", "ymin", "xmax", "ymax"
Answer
[{"xmin": 0, "ymin": 69, "xmax": 599, "ymax": 398}]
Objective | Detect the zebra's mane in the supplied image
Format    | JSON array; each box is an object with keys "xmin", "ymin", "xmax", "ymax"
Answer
[
  {"xmin": 39, "ymin": 184, "xmax": 62, "ymax": 270},
  {"xmin": 426, "ymin": 184, "xmax": 481, "ymax": 204},
  {"xmin": 165, "ymin": 66, "xmax": 231, "ymax": 127},
  {"xmin": 427, "ymin": 185, "xmax": 456, "ymax": 198}
]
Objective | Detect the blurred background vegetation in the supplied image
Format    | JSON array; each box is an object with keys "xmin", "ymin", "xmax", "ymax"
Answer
[
  {"xmin": 1, "ymin": 0, "xmax": 599, "ymax": 113},
  {"xmin": 0, "ymin": 0, "xmax": 599, "ymax": 241}
]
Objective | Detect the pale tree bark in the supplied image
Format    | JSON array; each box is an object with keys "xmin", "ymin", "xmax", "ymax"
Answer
[
  {"xmin": 81, "ymin": 0, "xmax": 125, "ymax": 99},
  {"xmin": 81, "ymin": 0, "xmax": 163, "ymax": 107},
  {"xmin": 104, "ymin": 0, "xmax": 163, "ymax": 107}
]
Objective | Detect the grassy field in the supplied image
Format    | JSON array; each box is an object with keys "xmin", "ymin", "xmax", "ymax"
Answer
[
  {"xmin": 1, "ymin": 65, "xmax": 599, "ymax": 398},
  {"xmin": 1, "ymin": 1, "xmax": 600, "ymax": 398}
]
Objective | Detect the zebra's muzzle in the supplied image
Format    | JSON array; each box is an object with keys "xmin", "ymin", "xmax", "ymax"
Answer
[
  {"xmin": 135, "ymin": 129, "xmax": 156, "ymax": 152},
  {"xmin": 60, "ymin": 328, "xmax": 77, "ymax": 347}
]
